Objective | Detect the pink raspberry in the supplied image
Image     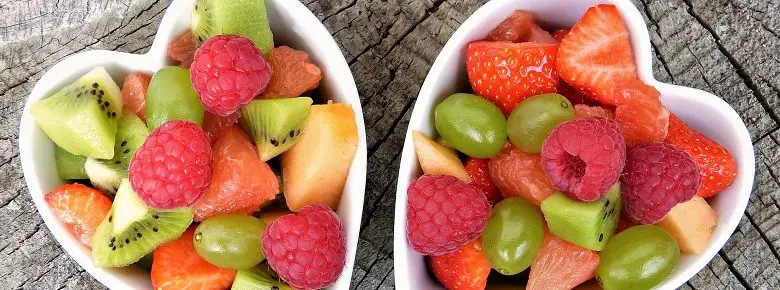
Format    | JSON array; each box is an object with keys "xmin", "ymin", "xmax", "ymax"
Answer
[
  {"xmin": 406, "ymin": 174, "xmax": 491, "ymax": 256},
  {"xmin": 622, "ymin": 142, "xmax": 701, "ymax": 224},
  {"xmin": 541, "ymin": 117, "xmax": 626, "ymax": 201},
  {"xmin": 129, "ymin": 121, "xmax": 212, "ymax": 209},
  {"xmin": 262, "ymin": 204, "xmax": 346, "ymax": 289},
  {"xmin": 190, "ymin": 35, "xmax": 271, "ymax": 116}
]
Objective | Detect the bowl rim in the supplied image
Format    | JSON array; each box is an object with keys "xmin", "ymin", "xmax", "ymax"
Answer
[
  {"xmin": 17, "ymin": 0, "xmax": 368, "ymax": 289},
  {"xmin": 392, "ymin": 0, "xmax": 755, "ymax": 289}
]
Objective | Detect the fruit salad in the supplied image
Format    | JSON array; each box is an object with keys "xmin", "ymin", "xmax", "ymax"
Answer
[
  {"xmin": 31, "ymin": 0, "xmax": 359, "ymax": 289},
  {"xmin": 407, "ymin": 4, "xmax": 737, "ymax": 290}
]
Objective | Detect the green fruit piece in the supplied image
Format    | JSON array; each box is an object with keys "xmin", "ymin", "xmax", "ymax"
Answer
[
  {"xmin": 91, "ymin": 179, "xmax": 193, "ymax": 267},
  {"xmin": 231, "ymin": 265, "xmax": 293, "ymax": 290},
  {"xmin": 194, "ymin": 214, "xmax": 266, "ymax": 269},
  {"xmin": 482, "ymin": 197, "xmax": 544, "ymax": 275},
  {"xmin": 31, "ymin": 67, "xmax": 123, "ymax": 159},
  {"xmin": 597, "ymin": 225, "xmax": 680, "ymax": 290},
  {"xmin": 54, "ymin": 145, "xmax": 87, "ymax": 180},
  {"xmin": 145, "ymin": 66, "xmax": 205, "ymax": 130},
  {"xmin": 507, "ymin": 93, "xmax": 574, "ymax": 153},
  {"xmin": 241, "ymin": 97, "xmax": 312, "ymax": 161},
  {"xmin": 85, "ymin": 110, "xmax": 150, "ymax": 194},
  {"xmin": 541, "ymin": 183, "xmax": 621, "ymax": 251},
  {"xmin": 434, "ymin": 93, "xmax": 506, "ymax": 158},
  {"xmin": 191, "ymin": 0, "xmax": 274, "ymax": 57}
]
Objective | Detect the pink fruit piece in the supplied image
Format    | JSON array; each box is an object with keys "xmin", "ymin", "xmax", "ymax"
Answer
[
  {"xmin": 488, "ymin": 144, "xmax": 555, "ymax": 206},
  {"xmin": 621, "ymin": 142, "xmax": 701, "ymax": 224},
  {"xmin": 527, "ymin": 24, "xmax": 558, "ymax": 44},
  {"xmin": 486, "ymin": 10, "xmax": 535, "ymax": 42},
  {"xmin": 407, "ymin": 174, "xmax": 491, "ymax": 256},
  {"xmin": 551, "ymin": 29, "xmax": 569, "ymax": 42},
  {"xmin": 260, "ymin": 46, "xmax": 322, "ymax": 99},
  {"xmin": 574, "ymin": 104, "xmax": 614, "ymax": 119},
  {"xmin": 541, "ymin": 118, "xmax": 626, "ymax": 202},
  {"xmin": 129, "ymin": 120, "xmax": 212, "ymax": 209},
  {"xmin": 190, "ymin": 35, "xmax": 272, "ymax": 116},
  {"xmin": 262, "ymin": 204, "xmax": 346, "ymax": 289}
]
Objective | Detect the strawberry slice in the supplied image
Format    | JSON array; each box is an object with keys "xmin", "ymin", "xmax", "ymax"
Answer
[
  {"xmin": 665, "ymin": 114, "xmax": 737, "ymax": 198},
  {"xmin": 44, "ymin": 184, "xmax": 112, "ymax": 247},
  {"xmin": 121, "ymin": 73, "xmax": 152, "ymax": 121},
  {"xmin": 556, "ymin": 4, "xmax": 638, "ymax": 104},
  {"xmin": 551, "ymin": 29, "xmax": 569, "ymax": 42},
  {"xmin": 466, "ymin": 41, "xmax": 559, "ymax": 115},
  {"xmin": 430, "ymin": 239, "xmax": 490, "ymax": 290},
  {"xmin": 464, "ymin": 158, "xmax": 502, "ymax": 204},
  {"xmin": 152, "ymin": 227, "xmax": 236, "ymax": 290},
  {"xmin": 612, "ymin": 79, "xmax": 669, "ymax": 147},
  {"xmin": 167, "ymin": 31, "xmax": 197, "ymax": 69}
]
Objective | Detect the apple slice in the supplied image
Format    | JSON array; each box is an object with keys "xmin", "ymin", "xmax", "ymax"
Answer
[
  {"xmin": 656, "ymin": 195, "xmax": 718, "ymax": 254},
  {"xmin": 282, "ymin": 103, "xmax": 359, "ymax": 211},
  {"xmin": 412, "ymin": 130, "xmax": 471, "ymax": 182}
]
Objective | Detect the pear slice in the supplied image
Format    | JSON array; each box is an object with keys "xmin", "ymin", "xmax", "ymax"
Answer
[{"xmin": 412, "ymin": 130, "xmax": 470, "ymax": 182}]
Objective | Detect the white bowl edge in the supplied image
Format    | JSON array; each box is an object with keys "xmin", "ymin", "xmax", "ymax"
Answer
[
  {"xmin": 393, "ymin": 0, "xmax": 756, "ymax": 289},
  {"xmin": 18, "ymin": 0, "xmax": 367, "ymax": 289}
]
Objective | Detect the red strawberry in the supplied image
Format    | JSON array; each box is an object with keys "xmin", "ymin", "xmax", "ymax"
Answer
[
  {"xmin": 167, "ymin": 31, "xmax": 197, "ymax": 69},
  {"xmin": 551, "ymin": 29, "xmax": 569, "ymax": 42},
  {"xmin": 152, "ymin": 227, "xmax": 236, "ymax": 290},
  {"xmin": 429, "ymin": 239, "xmax": 490, "ymax": 290},
  {"xmin": 665, "ymin": 114, "xmax": 737, "ymax": 198},
  {"xmin": 486, "ymin": 10, "xmax": 535, "ymax": 43},
  {"xmin": 464, "ymin": 158, "xmax": 501, "ymax": 204},
  {"xmin": 44, "ymin": 184, "xmax": 112, "ymax": 247},
  {"xmin": 556, "ymin": 4, "xmax": 638, "ymax": 104},
  {"xmin": 467, "ymin": 41, "xmax": 559, "ymax": 115},
  {"xmin": 612, "ymin": 79, "xmax": 669, "ymax": 147},
  {"xmin": 616, "ymin": 215, "xmax": 636, "ymax": 234}
]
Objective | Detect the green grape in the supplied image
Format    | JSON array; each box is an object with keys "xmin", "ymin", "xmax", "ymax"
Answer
[
  {"xmin": 481, "ymin": 197, "xmax": 544, "ymax": 275},
  {"xmin": 507, "ymin": 93, "xmax": 574, "ymax": 153},
  {"xmin": 596, "ymin": 225, "xmax": 680, "ymax": 290},
  {"xmin": 146, "ymin": 66, "xmax": 205, "ymax": 129},
  {"xmin": 194, "ymin": 214, "xmax": 266, "ymax": 270},
  {"xmin": 434, "ymin": 93, "xmax": 506, "ymax": 158}
]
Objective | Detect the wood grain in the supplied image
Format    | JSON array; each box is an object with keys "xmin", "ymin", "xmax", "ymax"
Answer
[{"xmin": 1, "ymin": 0, "xmax": 778, "ymax": 289}]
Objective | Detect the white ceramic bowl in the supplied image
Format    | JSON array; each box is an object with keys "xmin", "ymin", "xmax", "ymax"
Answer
[
  {"xmin": 393, "ymin": 0, "xmax": 755, "ymax": 289},
  {"xmin": 18, "ymin": 0, "xmax": 367, "ymax": 289}
]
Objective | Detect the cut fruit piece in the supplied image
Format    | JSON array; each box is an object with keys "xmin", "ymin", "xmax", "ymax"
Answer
[
  {"xmin": 31, "ymin": 67, "xmax": 123, "ymax": 159},
  {"xmin": 430, "ymin": 239, "xmax": 490, "ymax": 290},
  {"xmin": 541, "ymin": 183, "xmax": 621, "ymax": 251},
  {"xmin": 551, "ymin": 29, "xmax": 569, "ymax": 42},
  {"xmin": 260, "ymin": 46, "xmax": 322, "ymax": 99},
  {"xmin": 612, "ymin": 80, "xmax": 669, "ymax": 147},
  {"xmin": 486, "ymin": 10, "xmax": 534, "ymax": 42},
  {"xmin": 231, "ymin": 265, "xmax": 293, "ymax": 290},
  {"xmin": 91, "ymin": 179, "xmax": 193, "ymax": 267},
  {"xmin": 54, "ymin": 145, "xmax": 87, "ymax": 180},
  {"xmin": 488, "ymin": 144, "xmax": 554, "ymax": 206},
  {"xmin": 656, "ymin": 195, "xmax": 717, "ymax": 254},
  {"xmin": 574, "ymin": 280, "xmax": 603, "ymax": 290},
  {"xmin": 85, "ymin": 110, "xmax": 150, "ymax": 194},
  {"xmin": 121, "ymin": 72, "xmax": 151, "ymax": 121},
  {"xmin": 190, "ymin": 0, "xmax": 274, "ymax": 57},
  {"xmin": 465, "ymin": 158, "xmax": 501, "ymax": 204},
  {"xmin": 167, "ymin": 30, "xmax": 196, "ymax": 69},
  {"xmin": 241, "ymin": 97, "xmax": 313, "ymax": 161},
  {"xmin": 574, "ymin": 104, "xmax": 614, "ymax": 119},
  {"xmin": 145, "ymin": 66, "xmax": 205, "ymax": 129},
  {"xmin": 258, "ymin": 208, "xmax": 293, "ymax": 225},
  {"xmin": 44, "ymin": 184, "xmax": 112, "ymax": 247},
  {"xmin": 412, "ymin": 130, "xmax": 471, "ymax": 182},
  {"xmin": 152, "ymin": 227, "xmax": 236, "ymax": 290},
  {"xmin": 281, "ymin": 103, "xmax": 358, "ymax": 211},
  {"xmin": 203, "ymin": 111, "xmax": 241, "ymax": 144},
  {"xmin": 527, "ymin": 234, "xmax": 600, "ymax": 290},
  {"xmin": 527, "ymin": 24, "xmax": 557, "ymax": 44},
  {"xmin": 192, "ymin": 126, "xmax": 279, "ymax": 222}
]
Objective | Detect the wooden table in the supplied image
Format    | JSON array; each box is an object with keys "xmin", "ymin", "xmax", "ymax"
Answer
[{"xmin": 1, "ymin": 0, "xmax": 778, "ymax": 289}]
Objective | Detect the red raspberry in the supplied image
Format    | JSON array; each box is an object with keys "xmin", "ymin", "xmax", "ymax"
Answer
[
  {"xmin": 407, "ymin": 174, "xmax": 491, "ymax": 256},
  {"xmin": 464, "ymin": 158, "xmax": 501, "ymax": 204},
  {"xmin": 129, "ymin": 121, "xmax": 212, "ymax": 209},
  {"xmin": 190, "ymin": 35, "xmax": 271, "ymax": 116},
  {"xmin": 541, "ymin": 117, "xmax": 626, "ymax": 202},
  {"xmin": 621, "ymin": 142, "xmax": 701, "ymax": 224},
  {"xmin": 262, "ymin": 204, "xmax": 346, "ymax": 289}
]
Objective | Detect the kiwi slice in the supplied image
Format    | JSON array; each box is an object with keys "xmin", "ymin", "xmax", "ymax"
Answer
[
  {"xmin": 54, "ymin": 145, "xmax": 87, "ymax": 180},
  {"xmin": 231, "ymin": 264, "xmax": 293, "ymax": 290},
  {"xmin": 91, "ymin": 179, "xmax": 193, "ymax": 267},
  {"xmin": 85, "ymin": 110, "xmax": 150, "ymax": 194},
  {"xmin": 241, "ymin": 97, "xmax": 313, "ymax": 161},
  {"xmin": 191, "ymin": 0, "xmax": 274, "ymax": 57},
  {"xmin": 541, "ymin": 183, "xmax": 621, "ymax": 251},
  {"xmin": 31, "ymin": 67, "xmax": 123, "ymax": 159}
]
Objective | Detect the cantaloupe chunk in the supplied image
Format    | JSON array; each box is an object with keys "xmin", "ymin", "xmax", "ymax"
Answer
[
  {"xmin": 412, "ymin": 130, "xmax": 471, "ymax": 182},
  {"xmin": 656, "ymin": 195, "xmax": 717, "ymax": 254},
  {"xmin": 282, "ymin": 103, "xmax": 358, "ymax": 211}
]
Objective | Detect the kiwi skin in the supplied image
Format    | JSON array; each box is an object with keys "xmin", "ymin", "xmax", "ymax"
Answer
[
  {"xmin": 240, "ymin": 97, "xmax": 313, "ymax": 161},
  {"xmin": 231, "ymin": 264, "xmax": 293, "ymax": 290},
  {"xmin": 191, "ymin": 0, "xmax": 274, "ymax": 57}
]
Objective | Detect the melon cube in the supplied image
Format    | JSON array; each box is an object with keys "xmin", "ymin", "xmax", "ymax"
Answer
[{"xmin": 656, "ymin": 195, "xmax": 717, "ymax": 254}]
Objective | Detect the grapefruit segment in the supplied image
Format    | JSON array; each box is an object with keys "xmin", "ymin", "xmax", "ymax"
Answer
[{"xmin": 527, "ymin": 234, "xmax": 600, "ymax": 290}]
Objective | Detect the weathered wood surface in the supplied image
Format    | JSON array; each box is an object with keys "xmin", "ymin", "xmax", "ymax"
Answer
[{"xmin": 0, "ymin": 0, "xmax": 778, "ymax": 289}]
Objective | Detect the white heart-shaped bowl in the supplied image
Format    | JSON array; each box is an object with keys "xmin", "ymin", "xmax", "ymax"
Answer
[
  {"xmin": 18, "ymin": 0, "xmax": 367, "ymax": 289},
  {"xmin": 393, "ymin": 0, "xmax": 755, "ymax": 289}
]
